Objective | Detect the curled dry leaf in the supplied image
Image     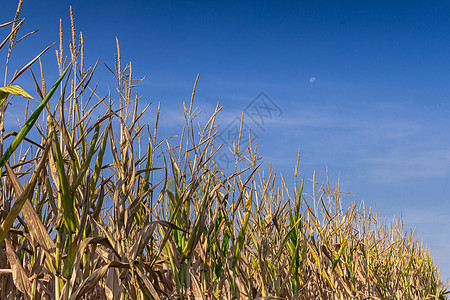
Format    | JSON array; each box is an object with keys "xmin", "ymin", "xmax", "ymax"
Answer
[{"xmin": 4, "ymin": 237, "xmax": 32, "ymax": 299}]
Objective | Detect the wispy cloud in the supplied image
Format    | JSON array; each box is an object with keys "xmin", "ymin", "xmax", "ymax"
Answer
[{"xmin": 357, "ymin": 148, "xmax": 450, "ymax": 182}]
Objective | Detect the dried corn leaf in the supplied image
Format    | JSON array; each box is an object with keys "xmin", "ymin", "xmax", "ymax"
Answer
[
  {"xmin": 5, "ymin": 237, "xmax": 32, "ymax": 299},
  {"xmin": 5, "ymin": 163, "xmax": 56, "ymax": 256}
]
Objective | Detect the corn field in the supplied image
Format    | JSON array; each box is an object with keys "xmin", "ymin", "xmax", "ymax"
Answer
[{"xmin": 0, "ymin": 2, "xmax": 448, "ymax": 299}]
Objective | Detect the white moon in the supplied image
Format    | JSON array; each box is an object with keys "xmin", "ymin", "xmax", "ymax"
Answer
[{"xmin": 309, "ymin": 77, "xmax": 316, "ymax": 83}]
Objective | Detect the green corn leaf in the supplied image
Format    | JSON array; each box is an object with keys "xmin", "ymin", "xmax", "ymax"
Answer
[
  {"xmin": 71, "ymin": 123, "xmax": 100, "ymax": 191},
  {"xmin": 181, "ymin": 177, "xmax": 210, "ymax": 260},
  {"xmin": 295, "ymin": 179, "xmax": 304, "ymax": 217},
  {"xmin": 406, "ymin": 244, "xmax": 415, "ymax": 278},
  {"xmin": 213, "ymin": 260, "xmax": 223, "ymax": 282},
  {"xmin": 90, "ymin": 121, "xmax": 111, "ymax": 215},
  {"xmin": 231, "ymin": 189, "xmax": 252, "ymax": 270},
  {"xmin": 214, "ymin": 219, "xmax": 231, "ymax": 282},
  {"xmin": 63, "ymin": 234, "xmax": 77, "ymax": 277},
  {"xmin": 332, "ymin": 237, "xmax": 348, "ymax": 272},
  {"xmin": 51, "ymin": 127, "xmax": 77, "ymax": 232},
  {"xmin": 277, "ymin": 217, "xmax": 302, "ymax": 262},
  {"xmin": 141, "ymin": 139, "xmax": 153, "ymax": 194},
  {"xmin": 0, "ymin": 64, "xmax": 70, "ymax": 169}
]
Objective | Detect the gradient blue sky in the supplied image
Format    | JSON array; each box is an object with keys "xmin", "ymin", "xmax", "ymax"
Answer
[{"xmin": 3, "ymin": 1, "xmax": 450, "ymax": 281}]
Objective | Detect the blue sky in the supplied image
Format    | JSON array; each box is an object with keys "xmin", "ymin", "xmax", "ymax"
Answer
[{"xmin": 3, "ymin": 1, "xmax": 450, "ymax": 281}]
